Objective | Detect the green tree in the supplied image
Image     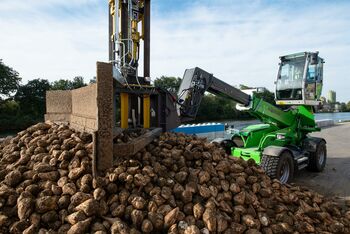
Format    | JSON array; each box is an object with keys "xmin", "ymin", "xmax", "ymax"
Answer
[
  {"xmin": 89, "ymin": 76, "xmax": 97, "ymax": 84},
  {"xmin": 196, "ymin": 95, "xmax": 217, "ymax": 121},
  {"xmin": 345, "ymin": 101, "xmax": 350, "ymax": 112},
  {"xmin": 195, "ymin": 94, "xmax": 250, "ymax": 122},
  {"xmin": 51, "ymin": 76, "xmax": 86, "ymax": 90},
  {"xmin": 255, "ymin": 89, "xmax": 275, "ymax": 105},
  {"xmin": 15, "ymin": 79, "xmax": 51, "ymax": 116},
  {"xmin": 0, "ymin": 59, "xmax": 21, "ymax": 97},
  {"xmin": 154, "ymin": 76, "xmax": 181, "ymax": 93},
  {"xmin": 50, "ymin": 79, "xmax": 71, "ymax": 90},
  {"xmin": 71, "ymin": 76, "xmax": 86, "ymax": 89},
  {"xmin": 0, "ymin": 100, "xmax": 19, "ymax": 116},
  {"xmin": 340, "ymin": 102, "xmax": 347, "ymax": 112}
]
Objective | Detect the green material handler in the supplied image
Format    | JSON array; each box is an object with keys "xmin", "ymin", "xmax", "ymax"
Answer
[{"xmin": 177, "ymin": 52, "xmax": 326, "ymax": 183}]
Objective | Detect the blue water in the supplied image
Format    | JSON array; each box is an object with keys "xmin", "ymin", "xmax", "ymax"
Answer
[{"xmin": 314, "ymin": 112, "xmax": 350, "ymax": 122}]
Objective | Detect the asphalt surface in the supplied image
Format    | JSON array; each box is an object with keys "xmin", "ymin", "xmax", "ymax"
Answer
[{"xmin": 294, "ymin": 123, "xmax": 350, "ymax": 201}]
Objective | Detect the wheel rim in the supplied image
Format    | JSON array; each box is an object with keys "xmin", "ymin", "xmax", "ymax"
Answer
[
  {"xmin": 279, "ymin": 160, "xmax": 290, "ymax": 184},
  {"xmin": 318, "ymin": 147, "xmax": 325, "ymax": 165}
]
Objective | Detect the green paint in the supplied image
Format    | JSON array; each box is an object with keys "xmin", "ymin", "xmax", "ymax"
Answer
[
  {"xmin": 230, "ymin": 97, "xmax": 318, "ymax": 165},
  {"xmin": 232, "ymin": 147, "xmax": 261, "ymax": 164}
]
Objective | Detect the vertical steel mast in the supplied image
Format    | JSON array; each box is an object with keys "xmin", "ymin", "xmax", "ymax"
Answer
[{"xmin": 108, "ymin": 0, "xmax": 152, "ymax": 129}]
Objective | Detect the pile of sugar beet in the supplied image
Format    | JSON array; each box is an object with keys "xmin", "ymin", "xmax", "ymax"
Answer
[{"xmin": 0, "ymin": 122, "xmax": 350, "ymax": 234}]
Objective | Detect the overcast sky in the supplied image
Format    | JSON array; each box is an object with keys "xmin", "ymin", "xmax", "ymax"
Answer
[{"xmin": 0, "ymin": 0, "xmax": 349, "ymax": 102}]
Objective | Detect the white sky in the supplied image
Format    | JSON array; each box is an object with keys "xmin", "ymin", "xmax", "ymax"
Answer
[{"xmin": 0, "ymin": 0, "xmax": 349, "ymax": 102}]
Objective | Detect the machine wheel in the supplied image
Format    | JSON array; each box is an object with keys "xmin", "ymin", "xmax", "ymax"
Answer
[
  {"xmin": 261, "ymin": 151, "xmax": 294, "ymax": 184},
  {"xmin": 220, "ymin": 139, "xmax": 236, "ymax": 155},
  {"xmin": 307, "ymin": 141, "xmax": 327, "ymax": 172}
]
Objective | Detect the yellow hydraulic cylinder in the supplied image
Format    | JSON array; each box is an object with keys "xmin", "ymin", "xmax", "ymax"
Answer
[
  {"xmin": 143, "ymin": 94, "xmax": 150, "ymax": 128},
  {"xmin": 131, "ymin": 20, "xmax": 140, "ymax": 61},
  {"xmin": 120, "ymin": 93, "xmax": 129, "ymax": 129},
  {"xmin": 109, "ymin": 0, "xmax": 115, "ymax": 35}
]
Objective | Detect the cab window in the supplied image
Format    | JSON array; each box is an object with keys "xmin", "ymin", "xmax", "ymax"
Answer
[{"xmin": 307, "ymin": 64, "xmax": 316, "ymax": 82}]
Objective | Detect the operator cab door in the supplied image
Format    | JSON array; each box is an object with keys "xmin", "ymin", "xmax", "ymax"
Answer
[
  {"xmin": 275, "ymin": 55, "xmax": 306, "ymax": 102},
  {"xmin": 306, "ymin": 57, "xmax": 323, "ymax": 102}
]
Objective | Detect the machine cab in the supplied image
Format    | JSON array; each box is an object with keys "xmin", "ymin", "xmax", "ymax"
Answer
[{"xmin": 275, "ymin": 52, "xmax": 324, "ymax": 106}]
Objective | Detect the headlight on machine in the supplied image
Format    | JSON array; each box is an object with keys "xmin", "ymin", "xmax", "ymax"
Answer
[{"xmin": 276, "ymin": 134, "xmax": 286, "ymax": 140}]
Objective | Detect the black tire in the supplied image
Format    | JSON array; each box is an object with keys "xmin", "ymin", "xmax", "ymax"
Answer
[
  {"xmin": 220, "ymin": 139, "xmax": 236, "ymax": 155},
  {"xmin": 261, "ymin": 151, "xmax": 294, "ymax": 184},
  {"xmin": 307, "ymin": 140, "xmax": 327, "ymax": 172}
]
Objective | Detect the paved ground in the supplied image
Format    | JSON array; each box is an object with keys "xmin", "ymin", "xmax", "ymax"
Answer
[{"xmin": 294, "ymin": 123, "xmax": 350, "ymax": 202}]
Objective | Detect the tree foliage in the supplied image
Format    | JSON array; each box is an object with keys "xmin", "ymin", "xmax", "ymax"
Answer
[
  {"xmin": 340, "ymin": 102, "xmax": 347, "ymax": 112},
  {"xmin": 51, "ymin": 76, "xmax": 86, "ymax": 90},
  {"xmin": 50, "ymin": 79, "xmax": 71, "ymax": 90},
  {"xmin": 89, "ymin": 76, "xmax": 97, "ymax": 84},
  {"xmin": 0, "ymin": 60, "xmax": 88, "ymax": 131},
  {"xmin": 255, "ymin": 90, "xmax": 276, "ymax": 105},
  {"xmin": 347, "ymin": 101, "xmax": 350, "ymax": 111},
  {"xmin": 154, "ymin": 76, "xmax": 181, "ymax": 93},
  {"xmin": 15, "ymin": 79, "xmax": 51, "ymax": 116},
  {"xmin": 71, "ymin": 76, "xmax": 86, "ymax": 89},
  {"xmin": 0, "ymin": 59, "xmax": 21, "ymax": 97},
  {"xmin": 195, "ymin": 94, "xmax": 251, "ymax": 121},
  {"xmin": 0, "ymin": 100, "xmax": 19, "ymax": 116}
]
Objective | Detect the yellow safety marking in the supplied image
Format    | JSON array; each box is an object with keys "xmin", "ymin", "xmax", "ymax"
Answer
[
  {"xmin": 121, "ymin": 93, "xmax": 129, "ymax": 129},
  {"xmin": 143, "ymin": 94, "xmax": 150, "ymax": 128}
]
